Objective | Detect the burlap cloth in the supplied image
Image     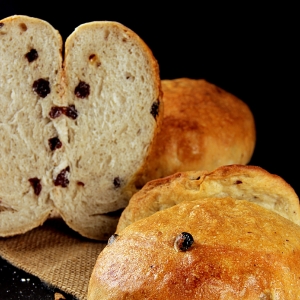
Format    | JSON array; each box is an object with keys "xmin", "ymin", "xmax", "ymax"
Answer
[{"xmin": 0, "ymin": 217, "xmax": 106, "ymax": 300}]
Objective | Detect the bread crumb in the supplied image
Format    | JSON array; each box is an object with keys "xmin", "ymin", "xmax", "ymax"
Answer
[{"xmin": 54, "ymin": 292, "xmax": 66, "ymax": 300}]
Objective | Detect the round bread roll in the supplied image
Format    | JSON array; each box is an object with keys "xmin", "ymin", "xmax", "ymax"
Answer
[
  {"xmin": 136, "ymin": 78, "xmax": 256, "ymax": 187},
  {"xmin": 88, "ymin": 197, "xmax": 300, "ymax": 299},
  {"xmin": 117, "ymin": 164, "xmax": 300, "ymax": 232}
]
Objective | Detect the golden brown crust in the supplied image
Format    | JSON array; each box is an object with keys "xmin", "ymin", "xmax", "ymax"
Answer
[
  {"xmin": 136, "ymin": 78, "xmax": 256, "ymax": 187},
  {"xmin": 117, "ymin": 170, "xmax": 207, "ymax": 232},
  {"xmin": 88, "ymin": 198, "xmax": 300, "ymax": 299},
  {"xmin": 117, "ymin": 164, "xmax": 300, "ymax": 232}
]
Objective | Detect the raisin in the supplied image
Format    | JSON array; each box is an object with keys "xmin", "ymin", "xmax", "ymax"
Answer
[
  {"xmin": 0, "ymin": 23, "xmax": 4, "ymax": 28},
  {"xmin": 150, "ymin": 101, "xmax": 160, "ymax": 119},
  {"xmin": 48, "ymin": 137, "xmax": 62, "ymax": 151},
  {"xmin": 28, "ymin": 178, "xmax": 42, "ymax": 196},
  {"xmin": 174, "ymin": 232, "xmax": 194, "ymax": 252},
  {"xmin": 113, "ymin": 177, "xmax": 121, "ymax": 188},
  {"xmin": 25, "ymin": 49, "xmax": 38, "ymax": 62},
  {"xmin": 64, "ymin": 105, "xmax": 78, "ymax": 119},
  {"xmin": 107, "ymin": 233, "xmax": 119, "ymax": 245},
  {"xmin": 235, "ymin": 180, "xmax": 243, "ymax": 184},
  {"xmin": 54, "ymin": 167, "xmax": 70, "ymax": 187},
  {"xmin": 49, "ymin": 105, "xmax": 78, "ymax": 120},
  {"xmin": 49, "ymin": 107, "xmax": 62, "ymax": 119},
  {"xmin": 33, "ymin": 78, "xmax": 50, "ymax": 98},
  {"xmin": 75, "ymin": 81, "xmax": 90, "ymax": 98},
  {"xmin": 19, "ymin": 23, "xmax": 27, "ymax": 31},
  {"xmin": 89, "ymin": 54, "xmax": 101, "ymax": 67},
  {"xmin": 77, "ymin": 181, "xmax": 85, "ymax": 186}
]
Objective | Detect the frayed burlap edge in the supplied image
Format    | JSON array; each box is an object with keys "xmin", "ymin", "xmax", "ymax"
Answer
[{"xmin": 0, "ymin": 218, "xmax": 106, "ymax": 300}]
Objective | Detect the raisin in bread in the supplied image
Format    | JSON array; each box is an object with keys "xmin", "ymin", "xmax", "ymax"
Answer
[
  {"xmin": 135, "ymin": 78, "xmax": 256, "ymax": 187},
  {"xmin": 117, "ymin": 164, "xmax": 300, "ymax": 232},
  {"xmin": 0, "ymin": 16, "xmax": 162, "ymax": 240},
  {"xmin": 89, "ymin": 197, "xmax": 300, "ymax": 299}
]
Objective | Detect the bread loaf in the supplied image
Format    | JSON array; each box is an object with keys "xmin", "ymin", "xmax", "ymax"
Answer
[
  {"xmin": 0, "ymin": 15, "xmax": 162, "ymax": 240},
  {"xmin": 135, "ymin": 78, "xmax": 256, "ymax": 187},
  {"xmin": 117, "ymin": 164, "xmax": 300, "ymax": 232},
  {"xmin": 89, "ymin": 197, "xmax": 300, "ymax": 299}
]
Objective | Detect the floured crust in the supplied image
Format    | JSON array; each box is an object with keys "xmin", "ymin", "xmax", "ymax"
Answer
[
  {"xmin": 136, "ymin": 78, "xmax": 256, "ymax": 187},
  {"xmin": 89, "ymin": 197, "xmax": 300, "ymax": 299},
  {"xmin": 117, "ymin": 164, "xmax": 300, "ymax": 232}
]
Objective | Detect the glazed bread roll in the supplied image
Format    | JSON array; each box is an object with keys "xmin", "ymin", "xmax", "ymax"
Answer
[
  {"xmin": 117, "ymin": 164, "xmax": 300, "ymax": 232},
  {"xmin": 136, "ymin": 78, "xmax": 256, "ymax": 187},
  {"xmin": 0, "ymin": 15, "xmax": 162, "ymax": 240},
  {"xmin": 88, "ymin": 197, "xmax": 300, "ymax": 299}
]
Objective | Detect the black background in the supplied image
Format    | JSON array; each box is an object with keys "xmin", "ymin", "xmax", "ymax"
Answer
[{"xmin": 0, "ymin": 1, "xmax": 298, "ymax": 299}]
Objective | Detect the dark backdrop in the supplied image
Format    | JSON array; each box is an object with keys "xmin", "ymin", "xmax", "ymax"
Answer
[{"xmin": 1, "ymin": 1, "xmax": 298, "ymax": 195}]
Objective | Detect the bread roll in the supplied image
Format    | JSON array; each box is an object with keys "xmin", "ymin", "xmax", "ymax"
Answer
[
  {"xmin": 136, "ymin": 78, "xmax": 256, "ymax": 187},
  {"xmin": 117, "ymin": 164, "xmax": 300, "ymax": 232},
  {"xmin": 0, "ymin": 15, "xmax": 162, "ymax": 240},
  {"xmin": 88, "ymin": 197, "xmax": 300, "ymax": 299}
]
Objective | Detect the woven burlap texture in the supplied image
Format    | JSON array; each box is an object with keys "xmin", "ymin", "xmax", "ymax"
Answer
[{"xmin": 0, "ymin": 218, "xmax": 106, "ymax": 300}]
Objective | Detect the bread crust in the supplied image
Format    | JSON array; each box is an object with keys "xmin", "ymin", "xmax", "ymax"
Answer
[
  {"xmin": 117, "ymin": 164, "xmax": 300, "ymax": 232},
  {"xmin": 136, "ymin": 78, "xmax": 256, "ymax": 187},
  {"xmin": 89, "ymin": 197, "xmax": 300, "ymax": 299}
]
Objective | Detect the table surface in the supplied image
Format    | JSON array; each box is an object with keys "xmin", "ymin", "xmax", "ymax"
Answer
[{"xmin": 0, "ymin": 256, "xmax": 77, "ymax": 300}]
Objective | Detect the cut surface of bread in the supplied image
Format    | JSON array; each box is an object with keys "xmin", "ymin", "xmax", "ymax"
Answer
[
  {"xmin": 0, "ymin": 16, "xmax": 162, "ymax": 240},
  {"xmin": 0, "ymin": 16, "xmax": 63, "ymax": 236},
  {"xmin": 89, "ymin": 197, "xmax": 300, "ymax": 299},
  {"xmin": 117, "ymin": 164, "xmax": 300, "ymax": 232},
  {"xmin": 136, "ymin": 78, "xmax": 256, "ymax": 187},
  {"xmin": 52, "ymin": 21, "xmax": 161, "ymax": 239}
]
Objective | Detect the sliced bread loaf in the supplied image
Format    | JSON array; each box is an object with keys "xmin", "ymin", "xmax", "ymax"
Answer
[{"xmin": 0, "ymin": 16, "xmax": 162, "ymax": 240}]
